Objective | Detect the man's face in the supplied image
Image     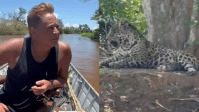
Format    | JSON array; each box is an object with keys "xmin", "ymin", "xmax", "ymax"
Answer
[{"xmin": 33, "ymin": 13, "xmax": 60, "ymax": 47}]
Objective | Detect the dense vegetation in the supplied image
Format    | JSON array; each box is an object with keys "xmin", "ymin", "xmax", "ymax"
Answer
[
  {"xmin": 0, "ymin": 8, "xmax": 28, "ymax": 35},
  {"xmin": 80, "ymin": 28, "xmax": 99, "ymax": 42},
  {"xmin": 99, "ymin": 0, "xmax": 147, "ymax": 40},
  {"xmin": 0, "ymin": 19, "xmax": 28, "ymax": 35},
  {"xmin": 59, "ymin": 23, "xmax": 99, "ymax": 42}
]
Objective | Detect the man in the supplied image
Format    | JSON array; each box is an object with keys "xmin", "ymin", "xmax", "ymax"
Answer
[{"xmin": 0, "ymin": 3, "xmax": 72, "ymax": 112}]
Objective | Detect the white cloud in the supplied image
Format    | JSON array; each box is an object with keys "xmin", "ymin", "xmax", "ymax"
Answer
[
  {"xmin": 15, "ymin": 8, "xmax": 20, "ymax": 13},
  {"xmin": 64, "ymin": 23, "xmax": 79, "ymax": 28},
  {"xmin": 54, "ymin": 13, "xmax": 58, "ymax": 18},
  {"xmin": 72, "ymin": 24, "xmax": 79, "ymax": 28},
  {"xmin": 92, "ymin": 26, "xmax": 99, "ymax": 30},
  {"xmin": 64, "ymin": 23, "xmax": 70, "ymax": 27}
]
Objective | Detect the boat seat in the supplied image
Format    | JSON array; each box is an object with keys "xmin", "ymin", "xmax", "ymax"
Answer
[{"xmin": 0, "ymin": 76, "xmax": 67, "ymax": 112}]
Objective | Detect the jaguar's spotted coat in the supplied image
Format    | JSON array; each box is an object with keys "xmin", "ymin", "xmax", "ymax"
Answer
[{"xmin": 100, "ymin": 22, "xmax": 198, "ymax": 75}]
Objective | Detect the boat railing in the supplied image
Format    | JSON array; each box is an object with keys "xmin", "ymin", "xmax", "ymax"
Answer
[{"xmin": 68, "ymin": 63, "xmax": 99, "ymax": 112}]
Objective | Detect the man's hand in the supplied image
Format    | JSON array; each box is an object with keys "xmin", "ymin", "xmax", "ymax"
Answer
[
  {"xmin": 0, "ymin": 103, "xmax": 9, "ymax": 112},
  {"xmin": 31, "ymin": 79, "xmax": 52, "ymax": 95}
]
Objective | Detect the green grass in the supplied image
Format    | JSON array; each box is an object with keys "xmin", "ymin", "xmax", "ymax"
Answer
[
  {"xmin": 80, "ymin": 32, "xmax": 95, "ymax": 38},
  {"xmin": 80, "ymin": 28, "xmax": 99, "ymax": 42}
]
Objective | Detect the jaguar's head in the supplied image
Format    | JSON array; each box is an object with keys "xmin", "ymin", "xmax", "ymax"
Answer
[{"xmin": 106, "ymin": 22, "xmax": 138, "ymax": 51}]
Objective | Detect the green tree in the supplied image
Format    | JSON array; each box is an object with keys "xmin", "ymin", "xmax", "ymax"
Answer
[
  {"xmin": 82, "ymin": 24, "xmax": 91, "ymax": 32},
  {"xmin": 58, "ymin": 19, "xmax": 64, "ymax": 34},
  {"xmin": 0, "ymin": 19, "xmax": 28, "ymax": 35},
  {"xmin": 18, "ymin": 8, "xmax": 26, "ymax": 24},
  {"xmin": 99, "ymin": 0, "xmax": 147, "ymax": 38},
  {"xmin": 63, "ymin": 27, "xmax": 70, "ymax": 34},
  {"xmin": 91, "ymin": 8, "xmax": 99, "ymax": 22},
  {"xmin": 79, "ymin": 24, "xmax": 83, "ymax": 31},
  {"xmin": 92, "ymin": 28, "xmax": 99, "ymax": 42},
  {"xmin": 8, "ymin": 7, "xmax": 27, "ymax": 24},
  {"xmin": 58, "ymin": 19, "xmax": 64, "ymax": 29}
]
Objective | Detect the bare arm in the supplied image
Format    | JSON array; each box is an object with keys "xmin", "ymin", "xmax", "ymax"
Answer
[
  {"xmin": 0, "ymin": 75, "xmax": 6, "ymax": 84},
  {"xmin": 0, "ymin": 39, "xmax": 22, "ymax": 64},
  {"xmin": 49, "ymin": 42, "xmax": 72, "ymax": 89}
]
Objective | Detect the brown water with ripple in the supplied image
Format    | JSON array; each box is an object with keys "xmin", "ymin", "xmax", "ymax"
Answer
[{"xmin": 0, "ymin": 34, "xmax": 99, "ymax": 93}]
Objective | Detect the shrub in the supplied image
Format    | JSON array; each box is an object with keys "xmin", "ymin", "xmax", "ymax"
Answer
[
  {"xmin": 0, "ymin": 20, "xmax": 28, "ymax": 35},
  {"xmin": 80, "ymin": 28, "xmax": 99, "ymax": 42}
]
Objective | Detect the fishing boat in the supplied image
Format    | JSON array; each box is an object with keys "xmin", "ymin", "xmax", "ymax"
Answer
[{"xmin": 0, "ymin": 63, "xmax": 99, "ymax": 112}]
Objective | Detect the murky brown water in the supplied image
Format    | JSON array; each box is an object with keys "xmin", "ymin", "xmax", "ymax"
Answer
[
  {"xmin": 0, "ymin": 34, "xmax": 99, "ymax": 93},
  {"xmin": 60, "ymin": 34, "xmax": 99, "ymax": 93}
]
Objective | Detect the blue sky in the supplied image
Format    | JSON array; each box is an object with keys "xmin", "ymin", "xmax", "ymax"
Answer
[{"xmin": 0, "ymin": 0, "xmax": 99, "ymax": 30}]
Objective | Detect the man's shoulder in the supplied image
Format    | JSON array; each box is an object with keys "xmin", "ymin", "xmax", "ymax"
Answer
[
  {"xmin": 58, "ymin": 41, "xmax": 71, "ymax": 53},
  {"xmin": 7, "ymin": 38, "xmax": 24, "ymax": 45},
  {"xmin": 1, "ymin": 38, "xmax": 24, "ymax": 51},
  {"xmin": 57, "ymin": 41, "xmax": 72, "ymax": 73},
  {"xmin": 4, "ymin": 38, "xmax": 24, "ymax": 52},
  {"xmin": 57, "ymin": 41, "xmax": 72, "ymax": 61},
  {"xmin": 0, "ymin": 38, "xmax": 24, "ymax": 65}
]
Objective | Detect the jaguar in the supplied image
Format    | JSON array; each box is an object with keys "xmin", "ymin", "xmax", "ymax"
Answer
[{"xmin": 100, "ymin": 22, "xmax": 198, "ymax": 75}]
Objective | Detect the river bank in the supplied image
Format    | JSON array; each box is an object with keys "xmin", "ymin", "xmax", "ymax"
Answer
[{"xmin": 80, "ymin": 29, "xmax": 99, "ymax": 42}]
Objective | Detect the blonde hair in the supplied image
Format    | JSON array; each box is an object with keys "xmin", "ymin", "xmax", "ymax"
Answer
[{"xmin": 27, "ymin": 2, "xmax": 54, "ymax": 29}]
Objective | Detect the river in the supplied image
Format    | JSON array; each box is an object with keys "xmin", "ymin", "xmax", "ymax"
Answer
[{"xmin": 0, "ymin": 34, "xmax": 99, "ymax": 93}]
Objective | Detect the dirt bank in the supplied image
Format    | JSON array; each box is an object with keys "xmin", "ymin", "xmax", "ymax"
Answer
[{"xmin": 100, "ymin": 68, "xmax": 199, "ymax": 112}]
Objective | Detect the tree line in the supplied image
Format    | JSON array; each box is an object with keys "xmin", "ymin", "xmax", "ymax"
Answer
[
  {"xmin": 58, "ymin": 19, "xmax": 93, "ymax": 34},
  {"xmin": 0, "ymin": 8, "xmax": 28, "ymax": 35}
]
